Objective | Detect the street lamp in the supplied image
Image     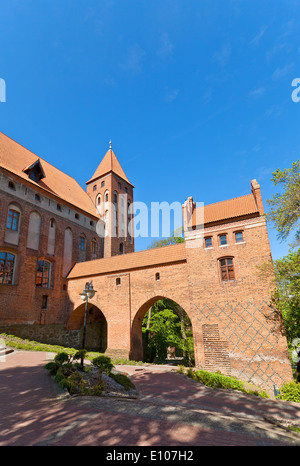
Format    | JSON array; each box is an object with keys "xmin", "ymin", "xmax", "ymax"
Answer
[{"xmin": 79, "ymin": 280, "xmax": 96, "ymax": 367}]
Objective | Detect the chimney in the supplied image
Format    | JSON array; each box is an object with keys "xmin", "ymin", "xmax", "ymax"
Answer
[
  {"xmin": 251, "ymin": 179, "xmax": 264, "ymax": 215},
  {"xmin": 182, "ymin": 196, "xmax": 196, "ymax": 232}
]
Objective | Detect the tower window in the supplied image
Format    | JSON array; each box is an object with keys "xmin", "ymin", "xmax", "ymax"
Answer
[
  {"xmin": 235, "ymin": 231, "xmax": 244, "ymax": 243},
  {"xmin": 42, "ymin": 295, "xmax": 48, "ymax": 309},
  {"xmin": 7, "ymin": 209, "xmax": 20, "ymax": 231},
  {"xmin": 116, "ymin": 277, "xmax": 121, "ymax": 286},
  {"xmin": 79, "ymin": 235, "xmax": 86, "ymax": 251},
  {"xmin": 101, "ymin": 181, "xmax": 105, "ymax": 187},
  {"xmin": 118, "ymin": 182, "xmax": 121, "ymax": 189},
  {"xmin": 119, "ymin": 243, "xmax": 124, "ymax": 254},
  {"xmin": 219, "ymin": 258, "xmax": 235, "ymax": 281},
  {"xmin": 0, "ymin": 252, "xmax": 16, "ymax": 285},
  {"xmin": 93, "ymin": 185, "xmax": 97, "ymax": 191},
  {"xmin": 219, "ymin": 234, "xmax": 227, "ymax": 246},
  {"xmin": 8, "ymin": 181, "xmax": 16, "ymax": 190},
  {"xmin": 36, "ymin": 260, "xmax": 51, "ymax": 288},
  {"xmin": 205, "ymin": 237, "xmax": 212, "ymax": 248},
  {"xmin": 155, "ymin": 272, "xmax": 160, "ymax": 281}
]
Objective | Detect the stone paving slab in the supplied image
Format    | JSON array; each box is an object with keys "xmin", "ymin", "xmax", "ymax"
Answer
[{"xmin": 0, "ymin": 351, "xmax": 299, "ymax": 446}]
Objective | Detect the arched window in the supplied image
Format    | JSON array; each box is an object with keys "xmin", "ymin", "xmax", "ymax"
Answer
[
  {"xmin": 0, "ymin": 252, "xmax": 16, "ymax": 285},
  {"xmin": 104, "ymin": 191, "xmax": 109, "ymax": 202},
  {"xmin": 79, "ymin": 235, "xmax": 86, "ymax": 251},
  {"xmin": 5, "ymin": 204, "xmax": 22, "ymax": 246},
  {"xmin": 27, "ymin": 212, "xmax": 41, "ymax": 250},
  {"xmin": 7, "ymin": 206, "xmax": 20, "ymax": 231},
  {"xmin": 119, "ymin": 242, "xmax": 124, "ymax": 254},
  {"xmin": 91, "ymin": 238, "xmax": 97, "ymax": 255},
  {"xmin": 36, "ymin": 260, "xmax": 51, "ymax": 288},
  {"xmin": 219, "ymin": 257, "xmax": 235, "ymax": 281}
]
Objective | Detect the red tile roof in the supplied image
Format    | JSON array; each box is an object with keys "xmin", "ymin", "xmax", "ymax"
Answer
[
  {"xmin": 68, "ymin": 242, "xmax": 186, "ymax": 278},
  {"xmin": 0, "ymin": 132, "xmax": 98, "ymax": 217},
  {"xmin": 193, "ymin": 193, "xmax": 259, "ymax": 226},
  {"xmin": 86, "ymin": 148, "xmax": 134, "ymax": 187}
]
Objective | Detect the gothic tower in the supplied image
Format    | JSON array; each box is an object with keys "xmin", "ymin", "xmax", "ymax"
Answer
[{"xmin": 86, "ymin": 141, "xmax": 134, "ymax": 257}]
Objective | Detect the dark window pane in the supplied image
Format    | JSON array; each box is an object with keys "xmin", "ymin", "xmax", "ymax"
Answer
[{"xmin": 235, "ymin": 232, "xmax": 243, "ymax": 243}]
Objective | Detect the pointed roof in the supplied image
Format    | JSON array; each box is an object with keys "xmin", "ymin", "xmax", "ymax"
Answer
[
  {"xmin": 0, "ymin": 132, "xmax": 98, "ymax": 217},
  {"xmin": 86, "ymin": 145, "xmax": 134, "ymax": 187}
]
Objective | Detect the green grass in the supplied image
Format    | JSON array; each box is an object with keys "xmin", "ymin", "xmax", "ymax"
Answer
[
  {"xmin": 0, "ymin": 333, "xmax": 144, "ymax": 366},
  {"xmin": 178, "ymin": 365, "xmax": 270, "ymax": 398}
]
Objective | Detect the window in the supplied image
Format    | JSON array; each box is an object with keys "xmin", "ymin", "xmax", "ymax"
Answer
[
  {"xmin": 7, "ymin": 209, "xmax": 20, "ymax": 231},
  {"xmin": 235, "ymin": 231, "xmax": 244, "ymax": 243},
  {"xmin": 93, "ymin": 185, "xmax": 97, "ymax": 191},
  {"xmin": 219, "ymin": 258, "xmax": 235, "ymax": 281},
  {"xmin": 118, "ymin": 182, "xmax": 121, "ymax": 189},
  {"xmin": 75, "ymin": 213, "xmax": 80, "ymax": 220},
  {"xmin": 125, "ymin": 187, "xmax": 128, "ymax": 193},
  {"xmin": 35, "ymin": 194, "xmax": 41, "ymax": 202},
  {"xmin": 57, "ymin": 204, "xmax": 62, "ymax": 212},
  {"xmin": 119, "ymin": 243, "xmax": 124, "ymax": 254},
  {"xmin": 8, "ymin": 181, "xmax": 16, "ymax": 190},
  {"xmin": 0, "ymin": 252, "xmax": 16, "ymax": 284},
  {"xmin": 219, "ymin": 234, "xmax": 227, "ymax": 246},
  {"xmin": 101, "ymin": 181, "xmax": 105, "ymax": 187},
  {"xmin": 155, "ymin": 272, "xmax": 160, "ymax": 281},
  {"xmin": 42, "ymin": 295, "xmax": 48, "ymax": 309},
  {"xmin": 205, "ymin": 237, "xmax": 212, "ymax": 248},
  {"xmin": 36, "ymin": 260, "xmax": 51, "ymax": 288},
  {"xmin": 91, "ymin": 239, "xmax": 97, "ymax": 255},
  {"xmin": 105, "ymin": 192, "xmax": 109, "ymax": 202},
  {"xmin": 116, "ymin": 277, "xmax": 121, "ymax": 286},
  {"xmin": 79, "ymin": 235, "xmax": 86, "ymax": 251}
]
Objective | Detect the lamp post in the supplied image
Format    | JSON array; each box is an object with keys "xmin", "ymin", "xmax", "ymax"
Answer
[{"xmin": 79, "ymin": 280, "xmax": 96, "ymax": 367}]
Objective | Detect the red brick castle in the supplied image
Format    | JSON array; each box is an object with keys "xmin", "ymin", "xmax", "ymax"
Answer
[{"xmin": 0, "ymin": 132, "xmax": 293, "ymax": 391}]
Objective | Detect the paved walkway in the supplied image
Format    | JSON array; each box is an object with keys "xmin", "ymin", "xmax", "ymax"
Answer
[{"xmin": 0, "ymin": 350, "xmax": 300, "ymax": 447}]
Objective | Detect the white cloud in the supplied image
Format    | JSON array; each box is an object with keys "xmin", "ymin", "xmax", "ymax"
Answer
[
  {"xmin": 250, "ymin": 26, "xmax": 268, "ymax": 46},
  {"xmin": 213, "ymin": 42, "xmax": 231, "ymax": 66},
  {"xmin": 164, "ymin": 89, "xmax": 179, "ymax": 103},
  {"xmin": 157, "ymin": 33, "xmax": 174, "ymax": 58},
  {"xmin": 272, "ymin": 63, "xmax": 294, "ymax": 81},
  {"xmin": 120, "ymin": 44, "xmax": 146, "ymax": 73},
  {"xmin": 249, "ymin": 87, "xmax": 265, "ymax": 98}
]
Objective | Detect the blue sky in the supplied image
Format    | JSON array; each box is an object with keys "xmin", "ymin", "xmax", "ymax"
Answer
[{"xmin": 0, "ymin": 0, "xmax": 299, "ymax": 259}]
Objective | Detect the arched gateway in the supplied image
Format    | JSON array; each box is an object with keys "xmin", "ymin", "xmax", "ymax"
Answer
[{"xmin": 66, "ymin": 186, "xmax": 294, "ymax": 392}]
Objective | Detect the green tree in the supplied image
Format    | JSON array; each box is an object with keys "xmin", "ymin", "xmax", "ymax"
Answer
[
  {"xmin": 147, "ymin": 227, "xmax": 185, "ymax": 249},
  {"xmin": 142, "ymin": 299, "xmax": 194, "ymax": 365},
  {"xmin": 274, "ymin": 249, "xmax": 300, "ymax": 344},
  {"xmin": 267, "ymin": 160, "xmax": 300, "ymax": 244}
]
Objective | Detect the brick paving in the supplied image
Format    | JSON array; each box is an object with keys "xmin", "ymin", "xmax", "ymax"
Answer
[{"xmin": 0, "ymin": 350, "xmax": 300, "ymax": 447}]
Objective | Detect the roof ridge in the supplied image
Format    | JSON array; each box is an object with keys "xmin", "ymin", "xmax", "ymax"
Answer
[
  {"xmin": 201, "ymin": 193, "xmax": 255, "ymax": 209},
  {"xmin": 0, "ymin": 131, "xmax": 82, "ymax": 185}
]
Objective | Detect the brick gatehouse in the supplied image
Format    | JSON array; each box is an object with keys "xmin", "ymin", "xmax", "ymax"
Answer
[{"xmin": 0, "ymin": 132, "xmax": 293, "ymax": 391}]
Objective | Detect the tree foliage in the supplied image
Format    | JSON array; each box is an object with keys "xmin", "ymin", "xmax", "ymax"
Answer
[
  {"xmin": 142, "ymin": 299, "xmax": 194, "ymax": 365},
  {"xmin": 273, "ymin": 249, "xmax": 300, "ymax": 344},
  {"xmin": 266, "ymin": 160, "xmax": 300, "ymax": 244},
  {"xmin": 147, "ymin": 227, "xmax": 185, "ymax": 249}
]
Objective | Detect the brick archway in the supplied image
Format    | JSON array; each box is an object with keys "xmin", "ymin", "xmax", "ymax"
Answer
[
  {"xmin": 130, "ymin": 295, "xmax": 194, "ymax": 362},
  {"xmin": 66, "ymin": 302, "xmax": 107, "ymax": 353}
]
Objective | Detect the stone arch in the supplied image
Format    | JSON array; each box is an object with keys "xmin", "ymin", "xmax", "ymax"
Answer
[
  {"xmin": 130, "ymin": 295, "xmax": 194, "ymax": 362},
  {"xmin": 66, "ymin": 301, "xmax": 107, "ymax": 353}
]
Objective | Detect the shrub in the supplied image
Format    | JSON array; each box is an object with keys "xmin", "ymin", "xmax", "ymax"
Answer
[
  {"xmin": 92, "ymin": 355, "xmax": 113, "ymax": 375},
  {"xmin": 277, "ymin": 381, "xmax": 300, "ymax": 402},
  {"xmin": 110, "ymin": 373, "xmax": 135, "ymax": 391}
]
